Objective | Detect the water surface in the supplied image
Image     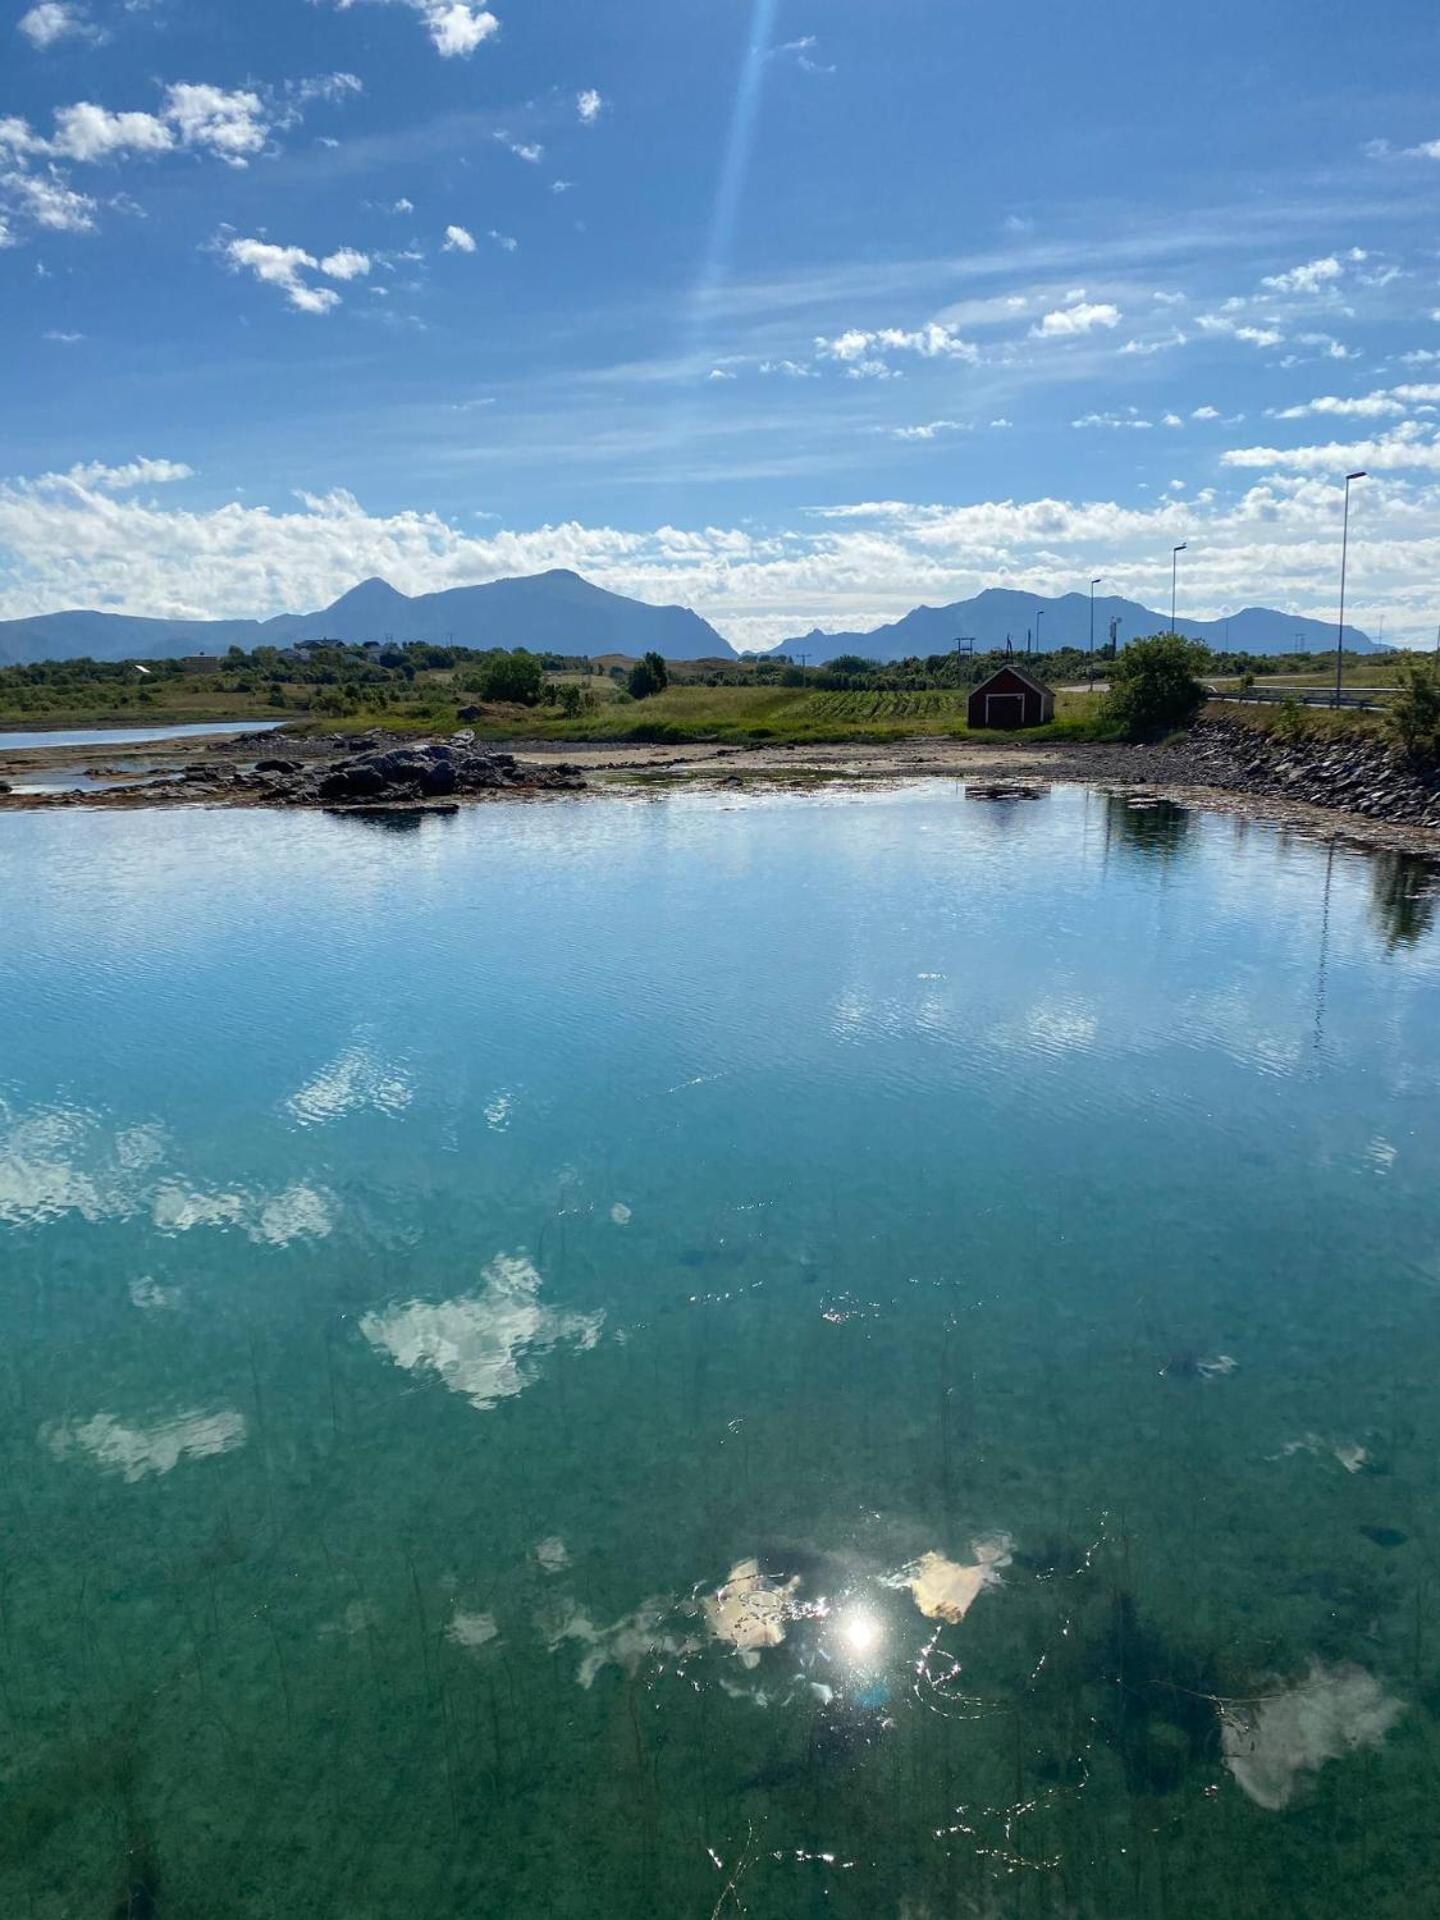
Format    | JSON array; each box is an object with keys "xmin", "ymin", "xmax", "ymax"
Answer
[
  {"xmin": 1, "ymin": 784, "xmax": 1438, "ymax": 1918},
  {"xmin": 0, "ymin": 718, "xmax": 284, "ymax": 753}
]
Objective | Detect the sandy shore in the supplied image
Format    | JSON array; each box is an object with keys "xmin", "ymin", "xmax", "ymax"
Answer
[{"xmin": 2, "ymin": 726, "xmax": 1438, "ymax": 859}]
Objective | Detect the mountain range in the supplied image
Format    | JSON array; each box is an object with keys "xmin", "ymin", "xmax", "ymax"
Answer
[
  {"xmin": 779, "ymin": 588, "xmax": 1378, "ymax": 662},
  {"xmin": 0, "ymin": 573, "xmax": 1380, "ymax": 668},
  {"xmin": 0, "ymin": 569, "xmax": 737, "ymax": 666}
]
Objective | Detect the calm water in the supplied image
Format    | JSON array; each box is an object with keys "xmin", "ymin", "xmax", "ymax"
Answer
[
  {"xmin": 1, "ymin": 784, "xmax": 1439, "ymax": 1919},
  {"xmin": 0, "ymin": 719, "xmax": 284, "ymax": 753}
]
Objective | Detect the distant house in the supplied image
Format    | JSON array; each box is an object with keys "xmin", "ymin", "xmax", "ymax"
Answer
[{"xmin": 966, "ymin": 662, "xmax": 1054, "ymax": 730}]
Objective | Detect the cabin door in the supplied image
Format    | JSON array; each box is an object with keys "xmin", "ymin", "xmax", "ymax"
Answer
[{"xmin": 985, "ymin": 693, "xmax": 1025, "ymax": 729}]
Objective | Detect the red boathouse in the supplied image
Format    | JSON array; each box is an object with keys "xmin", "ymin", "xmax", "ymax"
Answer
[{"xmin": 966, "ymin": 663, "xmax": 1055, "ymax": 730}]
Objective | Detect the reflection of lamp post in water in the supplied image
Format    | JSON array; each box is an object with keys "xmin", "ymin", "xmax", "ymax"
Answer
[{"xmin": 1332, "ymin": 470, "xmax": 1366, "ymax": 709}]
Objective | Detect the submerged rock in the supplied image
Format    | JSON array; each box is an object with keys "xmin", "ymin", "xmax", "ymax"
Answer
[
  {"xmin": 705, "ymin": 1558, "xmax": 801, "ymax": 1664},
  {"xmin": 883, "ymin": 1535, "xmax": 1014, "ymax": 1623}
]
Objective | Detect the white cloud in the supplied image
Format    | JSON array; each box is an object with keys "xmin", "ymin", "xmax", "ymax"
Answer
[
  {"xmin": 1260, "ymin": 255, "xmax": 1343, "ymax": 295},
  {"xmin": 1196, "ymin": 314, "xmax": 1283, "ymax": 348},
  {"xmin": 1032, "ymin": 293, "xmax": 1121, "ymax": 338},
  {"xmin": 1273, "ymin": 390, "xmax": 1407, "ymax": 421},
  {"xmin": 577, "ymin": 89, "xmax": 603, "ymax": 124},
  {"xmin": 43, "ymin": 327, "xmax": 83, "ymax": 342},
  {"xmin": 706, "ymin": 367, "xmax": 735, "ymax": 381},
  {"xmin": 493, "ymin": 130, "xmax": 542, "ymax": 163},
  {"xmin": 887, "ymin": 419, "xmax": 968, "ymax": 441},
  {"xmin": 1222, "ymin": 421, "xmax": 1440, "ymax": 471},
  {"xmin": 488, "ymin": 228, "xmax": 517, "ymax": 252},
  {"xmin": 51, "ymin": 104, "xmax": 174, "ymax": 163},
  {"xmin": 442, "ymin": 223, "xmax": 476, "ymax": 252},
  {"xmin": 421, "ymin": 0, "xmax": 498, "ymax": 54},
  {"xmin": 48, "ymin": 457, "xmax": 194, "ymax": 490},
  {"xmin": 758, "ymin": 358, "xmax": 816, "ymax": 377},
  {"xmin": 163, "ymin": 83, "xmax": 269, "ymax": 166},
  {"xmin": 1072, "ymin": 409, "xmax": 1151, "ymax": 430},
  {"xmin": 1192, "ymin": 405, "xmax": 1220, "ymax": 420},
  {"xmin": 320, "ymin": 246, "xmax": 370, "ymax": 280},
  {"xmin": 6, "ymin": 464, "xmax": 1440, "ymax": 647},
  {"xmin": 550, "ymin": 178, "xmax": 571, "ymax": 194},
  {"xmin": 222, "ymin": 237, "xmax": 342, "ymax": 313},
  {"xmin": 814, "ymin": 321, "xmax": 978, "ymax": 364},
  {"xmin": 18, "ymin": 2, "xmax": 98, "ymax": 47},
  {"xmin": 2, "ymin": 169, "xmax": 96, "ymax": 231}
]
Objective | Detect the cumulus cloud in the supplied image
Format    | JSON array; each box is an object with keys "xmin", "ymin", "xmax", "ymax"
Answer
[
  {"xmin": 488, "ymin": 228, "xmax": 517, "ymax": 251},
  {"xmin": 814, "ymin": 321, "xmax": 978, "ymax": 367},
  {"xmin": 1260, "ymin": 256, "xmax": 1343, "ymax": 295},
  {"xmin": 1, "ymin": 168, "xmax": 96, "ymax": 231},
  {"xmin": 6, "ymin": 462, "xmax": 1440, "ymax": 648},
  {"xmin": 320, "ymin": 246, "xmax": 370, "ymax": 280},
  {"xmin": 1222, "ymin": 422, "xmax": 1440, "ymax": 472},
  {"xmin": 0, "ymin": 74, "xmax": 359, "ymax": 242},
  {"xmin": 577, "ymin": 88, "xmax": 603, "ymax": 123},
  {"xmin": 1032, "ymin": 291, "xmax": 1121, "ymax": 338},
  {"xmin": 45, "ymin": 456, "xmax": 194, "ymax": 490},
  {"xmin": 442, "ymin": 223, "xmax": 476, "ymax": 252},
  {"xmin": 328, "ymin": 0, "xmax": 498, "ymax": 55},
  {"xmin": 1272, "ymin": 389, "xmax": 1408, "ymax": 421},
  {"xmin": 17, "ymin": 2, "xmax": 99, "ymax": 47},
  {"xmin": 221, "ymin": 237, "xmax": 343, "ymax": 313},
  {"xmin": 1072, "ymin": 408, "xmax": 1152, "ymax": 430}
]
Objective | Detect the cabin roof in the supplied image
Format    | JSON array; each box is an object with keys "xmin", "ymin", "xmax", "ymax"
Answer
[{"xmin": 971, "ymin": 662, "xmax": 1054, "ymax": 698}]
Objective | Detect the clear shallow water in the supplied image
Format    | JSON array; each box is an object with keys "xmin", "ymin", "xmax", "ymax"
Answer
[
  {"xmin": 0, "ymin": 719, "xmax": 283, "ymax": 753},
  {"xmin": 1, "ymin": 784, "xmax": 1439, "ymax": 1918}
]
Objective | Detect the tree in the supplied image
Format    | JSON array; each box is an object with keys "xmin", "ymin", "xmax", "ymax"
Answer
[
  {"xmin": 1386, "ymin": 656, "xmax": 1440, "ymax": 762},
  {"xmin": 478, "ymin": 650, "xmax": 543, "ymax": 706},
  {"xmin": 627, "ymin": 650, "xmax": 670, "ymax": 700},
  {"xmin": 1102, "ymin": 633, "xmax": 1208, "ymax": 738}
]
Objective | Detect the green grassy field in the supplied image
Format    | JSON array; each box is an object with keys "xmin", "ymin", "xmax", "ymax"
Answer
[{"xmin": 330, "ymin": 684, "xmax": 1118, "ymax": 745}]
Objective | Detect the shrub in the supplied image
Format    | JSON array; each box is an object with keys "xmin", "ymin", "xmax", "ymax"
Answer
[
  {"xmin": 1272, "ymin": 695, "xmax": 1306, "ymax": 742},
  {"xmin": 478, "ymin": 650, "xmax": 543, "ymax": 706},
  {"xmin": 1386, "ymin": 656, "xmax": 1440, "ymax": 762},
  {"xmin": 627, "ymin": 651, "xmax": 670, "ymax": 700},
  {"xmin": 1102, "ymin": 633, "xmax": 1208, "ymax": 738}
]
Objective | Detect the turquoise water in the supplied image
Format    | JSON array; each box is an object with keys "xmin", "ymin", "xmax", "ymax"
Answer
[
  {"xmin": 1, "ymin": 783, "xmax": 1438, "ymax": 1918},
  {"xmin": 0, "ymin": 720, "xmax": 283, "ymax": 753}
]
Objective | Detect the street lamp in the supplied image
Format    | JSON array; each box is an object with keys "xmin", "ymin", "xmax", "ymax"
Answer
[
  {"xmin": 1332, "ymin": 470, "xmax": 1366, "ymax": 710},
  {"xmin": 1035, "ymin": 607, "xmax": 1045, "ymax": 654},
  {"xmin": 1171, "ymin": 544, "xmax": 1187, "ymax": 632},
  {"xmin": 1088, "ymin": 577, "xmax": 1102, "ymax": 690}
]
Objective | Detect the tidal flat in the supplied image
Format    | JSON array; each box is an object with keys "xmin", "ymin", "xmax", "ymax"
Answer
[{"xmin": 1, "ymin": 784, "xmax": 1438, "ymax": 1917}]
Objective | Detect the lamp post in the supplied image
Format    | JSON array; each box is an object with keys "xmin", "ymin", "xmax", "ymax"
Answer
[
  {"xmin": 1170, "ymin": 544, "xmax": 1186, "ymax": 632},
  {"xmin": 1088, "ymin": 577, "xmax": 1102, "ymax": 690},
  {"xmin": 1332, "ymin": 470, "xmax": 1366, "ymax": 710},
  {"xmin": 1035, "ymin": 607, "xmax": 1045, "ymax": 654}
]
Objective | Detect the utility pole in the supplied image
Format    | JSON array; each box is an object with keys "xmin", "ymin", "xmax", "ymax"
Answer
[
  {"xmin": 1332, "ymin": 470, "xmax": 1366, "ymax": 709},
  {"xmin": 797, "ymin": 650, "xmax": 809, "ymax": 686},
  {"xmin": 1170, "ymin": 544, "xmax": 1186, "ymax": 632},
  {"xmin": 1109, "ymin": 617, "xmax": 1120, "ymax": 659},
  {"xmin": 1035, "ymin": 607, "xmax": 1045, "ymax": 653},
  {"xmin": 1088, "ymin": 577, "xmax": 1102, "ymax": 690}
]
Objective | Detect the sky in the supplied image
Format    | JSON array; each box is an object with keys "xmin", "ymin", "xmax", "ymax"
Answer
[{"xmin": 4, "ymin": 0, "xmax": 1440, "ymax": 649}]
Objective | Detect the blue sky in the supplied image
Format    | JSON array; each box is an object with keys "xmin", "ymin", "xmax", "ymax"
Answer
[{"xmin": 4, "ymin": 0, "xmax": 1440, "ymax": 647}]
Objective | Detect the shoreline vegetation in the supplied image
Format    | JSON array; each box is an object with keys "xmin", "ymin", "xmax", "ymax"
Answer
[{"xmin": 1, "ymin": 633, "xmax": 1438, "ymax": 848}]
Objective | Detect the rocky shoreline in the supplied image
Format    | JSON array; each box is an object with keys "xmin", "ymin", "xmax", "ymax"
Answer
[
  {"xmin": 1173, "ymin": 719, "xmax": 1440, "ymax": 832},
  {"xmin": 1, "ymin": 718, "xmax": 1438, "ymax": 858}
]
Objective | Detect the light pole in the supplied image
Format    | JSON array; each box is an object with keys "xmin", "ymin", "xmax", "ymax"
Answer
[
  {"xmin": 1332, "ymin": 470, "xmax": 1366, "ymax": 709},
  {"xmin": 1035, "ymin": 607, "xmax": 1045, "ymax": 654},
  {"xmin": 1170, "ymin": 544, "xmax": 1186, "ymax": 632},
  {"xmin": 1088, "ymin": 577, "xmax": 1102, "ymax": 690}
]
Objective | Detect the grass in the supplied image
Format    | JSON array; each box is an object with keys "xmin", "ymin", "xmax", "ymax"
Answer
[
  {"xmin": 322, "ymin": 685, "xmax": 1120, "ymax": 746},
  {"xmin": 1202, "ymin": 697, "xmax": 1384, "ymax": 742}
]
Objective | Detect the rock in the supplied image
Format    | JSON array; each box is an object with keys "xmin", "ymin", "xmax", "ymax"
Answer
[
  {"xmin": 457, "ymin": 705, "xmax": 481, "ymax": 722},
  {"xmin": 254, "ymin": 758, "xmax": 301, "ymax": 774}
]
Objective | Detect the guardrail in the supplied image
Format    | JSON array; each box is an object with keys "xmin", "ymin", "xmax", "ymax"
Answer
[{"xmin": 1208, "ymin": 686, "xmax": 1396, "ymax": 712}]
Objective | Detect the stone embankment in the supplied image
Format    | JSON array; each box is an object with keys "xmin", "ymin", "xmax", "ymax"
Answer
[{"xmin": 1179, "ymin": 719, "xmax": 1440, "ymax": 831}]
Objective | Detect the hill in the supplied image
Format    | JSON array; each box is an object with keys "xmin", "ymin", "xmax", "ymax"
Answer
[
  {"xmin": 0, "ymin": 570, "xmax": 735, "ymax": 666},
  {"xmin": 777, "ymin": 588, "xmax": 1380, "ymax": 663}
]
